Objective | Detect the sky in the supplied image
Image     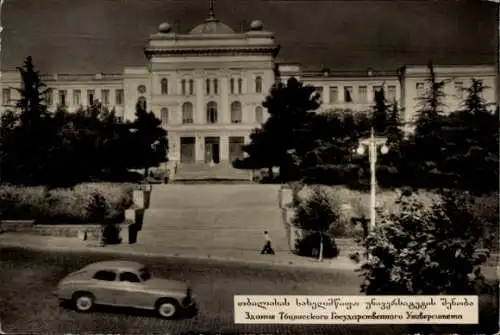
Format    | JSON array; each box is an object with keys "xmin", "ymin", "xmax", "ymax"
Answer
[{"xmin": 1, "ymin": 0, "xmax": 498, "ymax": 74}]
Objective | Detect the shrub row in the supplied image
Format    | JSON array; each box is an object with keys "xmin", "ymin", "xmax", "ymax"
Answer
[
  {"xmin": 295, "ymin": 185, "xmax": 498, "ymax": 241},
  {"xmin": 0, "ymin": 183, "xmax": 134, "ymax": 224}
]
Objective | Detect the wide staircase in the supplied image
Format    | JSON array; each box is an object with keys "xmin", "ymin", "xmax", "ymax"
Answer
[
  {"xmin": 172, "ymin": 162, "xmax": 252, "ymax": 182},
  {"xmin": 137, "ymin": 184, "xmax": 288, "ymax": 253}
]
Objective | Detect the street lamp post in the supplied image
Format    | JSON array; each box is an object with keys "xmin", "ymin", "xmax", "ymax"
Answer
[{"xmin": 355, "ymin": 127, "xmax": 389, "ymax": 232}]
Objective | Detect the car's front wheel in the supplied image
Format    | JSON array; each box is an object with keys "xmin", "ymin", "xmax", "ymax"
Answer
[
  {"xmin": 156, "ymin": 298, "xmax": 179, "ymax": 319},
  {"xmin": 72, "ymin": 292, "xmax": 95, "ymax": 312}
]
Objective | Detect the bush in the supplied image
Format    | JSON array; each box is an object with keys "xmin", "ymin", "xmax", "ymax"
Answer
[
  {"xmin": 0, "ymin": 185, "xmax": 47, "ymax": 220},
  {"xmin": 0, "ymin": 183, "xmax": 133, "ymax": 224},
  {"xmin": 353, "ymin": 190, "xmax": 492, "ymax": 295},
  {"xmin": 294, "ymin": 231, "xmax": 339, "ymax": 258}
]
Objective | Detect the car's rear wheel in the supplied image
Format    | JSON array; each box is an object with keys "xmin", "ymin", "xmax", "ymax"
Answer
[
  {"xmin": 72, "ymin": 292, "xmax": 95, "ymax": 312},
  {"xmin": 156, "ymin": 298, "xmax": 179, "ymax": 319}
]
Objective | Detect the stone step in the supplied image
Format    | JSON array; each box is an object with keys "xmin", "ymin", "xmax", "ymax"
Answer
[
  {"xmin": 137, "ymin": 229, "xmax": 289, "ymax": 251},
  {"xmin": 147, "ymin": 185, "xmax": 281, "ymax": 208}
]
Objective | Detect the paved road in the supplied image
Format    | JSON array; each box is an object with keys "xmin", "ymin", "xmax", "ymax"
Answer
[{"xmin": 0, "ymin": 247, "xmax": 497, "ymax": 335}]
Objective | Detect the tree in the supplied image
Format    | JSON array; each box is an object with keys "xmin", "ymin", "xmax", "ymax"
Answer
[
  {"xmin": 441, "ymin": 79, "xmax": 499, "ymax": 193},
  {"xmin": 236, "ymin": 77, "xmax": 320, "ymax": 181},
  {"xmin": 128, "ymin": 100, "xmax": 168, "ymax": 177},
  {"xmin": 0, "ymin": 56, "xmax": 55, "ymax": 185},
  {"xmin": 408, "ymin": 61, "xmax": 449, "ymax": 188},
  {"xmin": 293, "ymin": 185, "xmax": 339, "ymax": 261},
  {"xmin": 372, "ymin": 87, "xmax": 389, "ymax": 135},
  {"xmin": 354, "ymin": 190, "xmax": 491, "ymax": 295}
]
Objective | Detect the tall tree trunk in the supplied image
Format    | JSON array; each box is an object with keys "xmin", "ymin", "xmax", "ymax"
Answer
[
  {"xmin": 144, "ymin": 166, "xmax": 149, "ymax": 180},
  {"xmin": 268, "ymin": 166, "xmax": 273, "ymax": 179},
  {"xmin": 318, "ymin": 232, "xmax": 324, "ymax": 262}
]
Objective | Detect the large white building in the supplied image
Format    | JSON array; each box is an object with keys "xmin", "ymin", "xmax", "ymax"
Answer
[{"xmin": 0, "ymin": 6, "xmax": 497, "ymax": 167}]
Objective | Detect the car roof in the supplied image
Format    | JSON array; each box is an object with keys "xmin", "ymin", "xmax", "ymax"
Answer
[{"xmin": 83, "ymin": 260, "xmax": 145, "ymax": 272}]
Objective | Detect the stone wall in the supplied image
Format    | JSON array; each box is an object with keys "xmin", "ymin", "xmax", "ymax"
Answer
[
  {"xmin": 0, "ymin": 220, "xmax": 137, "ymax": 243},
  {"xmin": 0, "ymin": 220, "xmax": 104, "ymax": 241}
]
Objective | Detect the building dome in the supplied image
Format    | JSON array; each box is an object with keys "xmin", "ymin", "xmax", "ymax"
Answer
[
  {"xmin": 249, "ymin": 20, "xmax": 264, "ymax": 31},
  {"xmin": 158, "ymin": 22, "xmax": 172, "ymax": 33},
  {"xmin": 189, "ymin": 3, "xmax": 234, "ymax": 35},
  {"xmin": 190, "ymin": 19, "xmax": 234, "ymax": 35}
]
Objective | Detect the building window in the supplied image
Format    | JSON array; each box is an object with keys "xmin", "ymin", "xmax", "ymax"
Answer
[
  {"xmin": 58, "ymin": 90, "xmax": 67, "ymax": 106},
  {"xmin": 358, "ymin": 86, "xmax": 367, "ymax": 103},
  {"xmin": 255, "ymin": 76, "xmax": 263, "ymax": 93},
  {"xmin": 255, "ymin": 106, "xmax": 263, "ymax": 124},
  {"xmin": 73, "ymin": 89, "xmax": 81, "ymax": 106},
  {"xmin": 160, "ymin": 107, "xmax": 168, "ymax": 126},
  {"xmin": 161, "ymin": 78, "xmax": 168, "ymax": 95},
  {"xmin": 205, "ymin": 78, "xmax": 211, "ymax": 95},
  {"xmin": 206, "ymin": 101, "xmax": 218, "ymax": 124},
  {"xmin": 230, "ymin": 101, "xmax": 242, "ymax": 123},
  {"xmin": 230, "ymin": 78, "xmax": 235, "ymax": 94},
  {"xmin": 344, "ymin": 86, "xmax": 353, "ymax": 103},
  {"xmin": 455, "ymin": 81, "xmax": 463, "ymax": 99},
  {"xmin": 238, "ymin": 78, "xmax": 243, "ymax": 94},
  {"xmin": 137, "ymin": 85, "xmax": 146, "ymax": 94},
  {"xmin": 416, "ymin": 82, "xmax": 424, "ymax": 97},
  {"xmin": 2, "ymin": 88, "xmax": 10, "ymax": 106},
  {"xmin": 181, "ymin": 79, "xmax": 186, "ymax": 96},
  {"xmin": 137, "ymin": 96, "xmax": 147, "ymax": 111},
  {"xmin": 213, "ymin": 79, "xmax": 219, "ymax": 95},
  {"xmin": 101, "ymin": 89, "xmax": 110, "ymax": 106},
  {"xmin": 87, "ymin": 90, "xmax": 95, "ymax": 106},
  {"xmin": 329, "ymin": 86, "xmax": 338, "ymax": 103},
  {"xmin": 182, "ymin": 102, "xmax": 194, "ymax": 124},
  {"xmin": 189, "ymin": 79, "xmax": 194, "ymax": 95},
  {"xmin": 387, "ymin": 85, "xmax": 396, "ymax": 102},
  {"xmin": 115, "ymin": 89, "xmax": 123, "ymax": 105},
  {"xmin": 45, "ymin": 88, "xmax": 53, "ymax": 106}
]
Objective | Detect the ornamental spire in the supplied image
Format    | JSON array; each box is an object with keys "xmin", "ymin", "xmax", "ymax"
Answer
[{"xmin": 206, "ymin": 0, "xmax": 216, "ymax": 22}]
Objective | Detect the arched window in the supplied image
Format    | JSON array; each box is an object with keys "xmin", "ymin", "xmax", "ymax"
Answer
[
  {"xmin": 206, "ymin": 101, "xmax": 218, "ymax": 124},
  {"xmin": 213, "ymin": 79, "xmax": 219, "ymax": 95},
  {"xmin": 255, "ymin": 106, "xmax": 264, "ymax": 124},
  {"xmin": 237, "ymin": 78, "xmax": 243, "ymax": 94},
  {"xmin": 181, "ymin": 79, "xmax": 186, "ymax": 96},
  {"xmin": 160, "ymin": 107, "xmax": 169, "ymax": 126},
  {"xmin": 230, "ymin": 101, "xmax": 242, "ymax": 124},
  {"xmin": 189, "ymin": 79, "xmax": 194, "ymax": 95},
  {"xmin": 205, "ymin": 78, "xmax": 211, "ymax": 95},
  {"xmin": 255, "ymin": 76, "xmax": 263, "ymax": 93},
  {"xmin": 230, "ymin": 78, "xmax": 235, "ymax": 94},
  {"xmin": 182, "ymin": 102, "xmax": 194, "ymax": 124},
  {"xmin": 137, "ymin": 96, "xmax": 147, "ymax": 111},
  {"xmin": 161, "ymin": 78, "xmax": 168, "ymax": 95}
]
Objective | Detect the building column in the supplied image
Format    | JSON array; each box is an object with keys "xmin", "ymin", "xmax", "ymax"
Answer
[
  {"xmin": 322, "ymin": 84, "xmax": 330, "ymax": 104},
  {"xmin": 196, "ymin": 78, "xmax": 204, "ymax": 124},
  {"xmin": 220, "ymin": 76, "xmax": 230, "ymax": 124},
  {"xmin": 195, "ymin": 135, "xmax": 204, "ymax": 162},
  {"xmin": 168, "ymin": 135, "xmax": 180, "ymax": 162},
  {"xmin": 220, "ymin": 135, "xmax": 229, "ymax": 162}
]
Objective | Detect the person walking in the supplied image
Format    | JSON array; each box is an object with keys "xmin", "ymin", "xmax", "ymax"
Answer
[{"xmin": 261, "ymin": 230, "xmax": 275, "ymax": 255}]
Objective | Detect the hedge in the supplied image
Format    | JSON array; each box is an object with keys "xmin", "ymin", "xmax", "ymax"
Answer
[
  {"xmin": 295, "ymin": 185, "xmax": 498, "ymax": 241},
  {"xmin": 0, "ymin": 183, "xmax": 134, "ymax": 224}
]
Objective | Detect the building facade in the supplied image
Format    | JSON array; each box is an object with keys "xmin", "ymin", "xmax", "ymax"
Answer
[{"xmin": 0, "ymin": 8, "xmax": 497, "ymax": 166}]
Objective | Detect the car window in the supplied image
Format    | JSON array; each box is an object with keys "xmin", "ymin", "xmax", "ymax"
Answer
[
  {"xmin": 93, "ymin": 270, "xmax": 116, "ymax": 281},
  {"xmin": 119, "ymin": 272, "xmax": 141, "ymax": 283},
  {"xmin": 139, "ymin": 267, "xmax": 151, "ymax": 281}
]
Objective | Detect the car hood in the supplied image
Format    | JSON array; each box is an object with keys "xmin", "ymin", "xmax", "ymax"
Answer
[{"xmin": 143, "ymin": 278, "xmax": 188, "ymax": 292}]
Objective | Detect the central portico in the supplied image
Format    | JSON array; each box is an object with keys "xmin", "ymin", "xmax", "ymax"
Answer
[{"xmin": 143, "ymin": 2, "xmax": 279, "ymax": 165}]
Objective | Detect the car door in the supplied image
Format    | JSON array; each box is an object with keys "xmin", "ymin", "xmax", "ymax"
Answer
[
  {"xmin": 114, "ymin": 271, "xmax": 148, "ymax": 308},
  {"xmin": 90, "ymin": 270, "xmax": 122, "ymax": 305}
]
